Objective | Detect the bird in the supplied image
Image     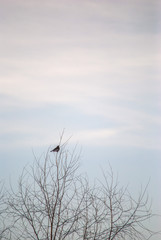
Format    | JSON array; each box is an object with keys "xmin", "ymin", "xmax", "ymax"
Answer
[{"xmin": 50, "ymin": 145, "xmax": 60, "ymax": 152}]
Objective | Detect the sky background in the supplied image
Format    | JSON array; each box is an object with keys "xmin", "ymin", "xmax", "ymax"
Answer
[{"xmin": 0, "ymin": 0, "xmax": 161, "ymax": 237}]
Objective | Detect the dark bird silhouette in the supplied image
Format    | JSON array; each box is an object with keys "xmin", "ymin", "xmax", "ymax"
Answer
[{"xmin": 50, "ymin": 145, "xmax": 60, "ymax": 152}]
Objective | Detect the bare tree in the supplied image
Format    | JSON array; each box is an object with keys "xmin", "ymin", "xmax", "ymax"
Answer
[
  {"xmin": 7, "ymin": 144, "xmax": 90, "ymax": 240},
  {"xmin": 76, "ymin": 169, "xmax": 157, "ymax": 240},
  {"xmin": 0, "ymin": 182, "xmax": 5, "ymax": 239},
  {"xmin": 6, "ymin": 142, "xmax": 160, "ymax": 240},
  {"xmin": 0, "ymin": 182, "xmax": 11, "ymax": 240}
]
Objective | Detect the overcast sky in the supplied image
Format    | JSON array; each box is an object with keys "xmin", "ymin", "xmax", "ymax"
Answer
[{"xmin": 0, "ymin": 0, "xmax": 161, "ymax": 236}]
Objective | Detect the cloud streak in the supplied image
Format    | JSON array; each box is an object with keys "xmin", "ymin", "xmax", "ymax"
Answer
[{"xmin": 0, "ymin": 0, "xmax": 160, "ymax": 151}]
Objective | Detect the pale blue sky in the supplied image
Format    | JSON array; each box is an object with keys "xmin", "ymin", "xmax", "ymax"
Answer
[{"xmin": 0, "ymin": 0, "xmax": 161, "ymax": 236}]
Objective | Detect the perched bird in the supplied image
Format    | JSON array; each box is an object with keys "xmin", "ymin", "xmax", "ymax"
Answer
[{"xmin": 50, "ymin": 145, "xmax": 60, "ymax": 152}]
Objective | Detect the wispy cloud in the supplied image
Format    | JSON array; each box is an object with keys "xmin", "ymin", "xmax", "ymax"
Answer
[
  {"xmin": 70, "ymin": 125, "xmax": 161, "ymax": 150},
  {"xmin": 0, "ymin": 0, "xmax": 160, "ymax": 151}
]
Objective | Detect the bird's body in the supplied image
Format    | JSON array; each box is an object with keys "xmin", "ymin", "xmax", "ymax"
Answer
[{"xmin": 50, "ymin": 145, "xmax": 60, "ymax": 152}]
